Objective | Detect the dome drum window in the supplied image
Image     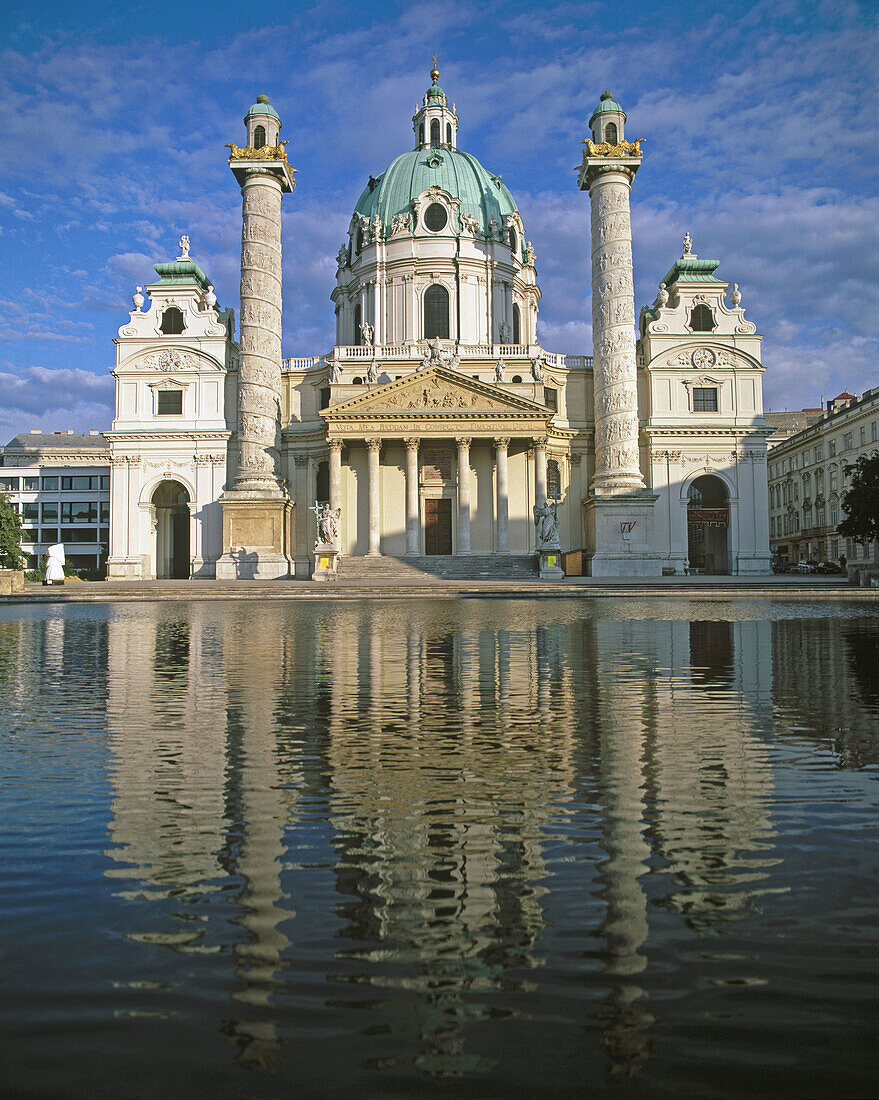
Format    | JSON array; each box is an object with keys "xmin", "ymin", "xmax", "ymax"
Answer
[
  {"xmin": 423, "ymin": 203, "xmax": 448, "ymax": 233},
  {"xmin": 253, "ymin": 125, "xmax": 267, "ymax": 150},
  {"xmin": 423, "ymin": 284, "xmax": 450, "ymax": 339}
]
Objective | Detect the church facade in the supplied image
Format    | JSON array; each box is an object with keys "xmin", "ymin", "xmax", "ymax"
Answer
[{"xmin": 106, "ymin": 70, "xmax": 771, "ymax": 581}]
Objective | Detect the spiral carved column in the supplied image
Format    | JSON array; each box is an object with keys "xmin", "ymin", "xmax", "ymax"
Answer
[
  {"xmin": 588, "ymin": 169, "xmax": 645, "ymax": 495},
  {"xmin": 236, "ymin": 170, "xmax": 284, "ymax": 491}
]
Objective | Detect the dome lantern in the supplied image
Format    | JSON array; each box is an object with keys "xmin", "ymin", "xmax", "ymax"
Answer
[
  {"xmin": 412, "ymin": 56, "xmax": 458, "ymax": 151},
  {"xmin": 244, "ymin": 92, "xmax": 282, "ymax": 150},
  {"xmin": 588, "ymin": 90, "xmax": 627, "ymax": 145}
]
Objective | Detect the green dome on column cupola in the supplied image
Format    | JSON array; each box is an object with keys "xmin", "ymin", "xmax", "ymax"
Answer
[
  {"xmin": 245, "ymin": 92, "xmax": 280, "ymax": 122},
  {"xmin": 589, "ymin": 90, "xmax": 626, "ymax": 126}
]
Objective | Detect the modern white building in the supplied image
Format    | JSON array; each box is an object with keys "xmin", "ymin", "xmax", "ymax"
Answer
[
  {"xmin": 0, "ymin": 431, "xmax": 110, "ymax": 574},
  {"xmin": 768, "ymin": 387, "xmax": 879, "ymax": 573},
  {"xmin": 106, "ymin": 71, "xmax": 771, "ymax": 580}
]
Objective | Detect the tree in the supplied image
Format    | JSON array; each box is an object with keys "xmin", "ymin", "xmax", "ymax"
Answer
[
  {"xmin": 838, "ymin": 454, "xmax": 879, "ymax": 544},
  {"xmin": 0, "ymin": 492, "xmax": 26, "ymax": 569}
]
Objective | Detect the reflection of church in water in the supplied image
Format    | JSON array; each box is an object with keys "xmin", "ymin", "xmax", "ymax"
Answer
[
  {"xmin": 92, "ymin": 602, "xmax": 815, "ymax": 1079},
  {"xmin": 106, "ymin": 66, "xmax": 771, "ymax": 581}
]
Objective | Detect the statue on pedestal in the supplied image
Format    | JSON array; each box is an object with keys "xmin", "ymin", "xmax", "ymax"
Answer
[{"xmin": 533, "ymin": 501, "xmax": 558, "ymax": 548}]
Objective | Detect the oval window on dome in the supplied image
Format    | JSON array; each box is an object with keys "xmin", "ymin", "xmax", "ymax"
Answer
[{"xmin": 424, "ymin": 203, "xmax": 448, "ymax": 232}]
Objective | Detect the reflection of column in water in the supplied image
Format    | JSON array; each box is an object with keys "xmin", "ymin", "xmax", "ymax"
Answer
[
  {"xmin": 648, "ymin": 618, "xmax": 776, "ymax": 934},
  {"xmin": 496, "ymin": 628, "xmax": 511, "ymax": 728},
  {"xmin": 323, "ymin": 607, "xmax": 580, "ymax": 1075},
  {"xmin": 457, "ymin": 630, "xmax": 478, "ymax": 745},
  {"xmin": 587, "ymin": 618, "xmax": 654, "ymax": 1079},
  {"xmin": 407, "ymin": 626, "xmax": 422, "ymax": 736},
  {"xmin": 104, "ymin": 606, "xmax": 227, "ymax": 896},
  {"xmin": 223, "ymin": 608, "xmax": 297, "ymax": 1068},
  {"xmin": 536, "ymin": 624, "xmax": 551, "ymax": 716}
]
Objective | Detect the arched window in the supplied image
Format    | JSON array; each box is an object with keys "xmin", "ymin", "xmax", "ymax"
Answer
[
  {"xmin": 547, "ymin": 459, "xmax": 561, "ymax": 498},
  {"xmin": 605, "ymin": 122, "xmax": 618, "ymax": 145},
  {"xmin": 316, "ymin": 460, "xmax": 329, "ymax": 502},
  {"xmin": 418, "ymin": 122, "xmax": 424, "ymax": 146},
  {"xmin": 446, "ymin": 122, "xmax": 452, "ymax": 145},
  {"xmin": 354, "ymin": 303, "xmax": 362, "ymax": 346},
  {"xmin": 356, "ymin": 227, "xmax": 364, "ymax": 254},
  {"xmin": 353, "ymin": 376, "xmax": 364, "ymax": 385},
  {"xmin": 511, "ymin": 374, "xmax": 523, "ymax": 383},
  {"xmin": 253, "ymin": 125, "xmax": 266, "ymax": 150},
  {"xmin": 423, "ymin": 284, "xmax": 450, "ymax": 339},
  {"xmin": 430, "ymin": 118, "xmax": 440, "ymax": 147},
  {"xmin": 509, "ymin": 228, "xmax": 518, "ymax": 254},
  {"xmin": 160, "ymin": 306, "xmax": 184, "ymax": 335},
  {"xmin": 690, "ymin": 304, "xmax": 715, "ymax": 331},
  {"xmin": 512, "ymin": 303, "xmax": 521, "ymax": 344}
]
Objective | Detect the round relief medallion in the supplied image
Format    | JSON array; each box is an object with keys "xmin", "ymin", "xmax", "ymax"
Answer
[{"xmin": 691, "ymin": 347, "xmax": 716, "ymax": 369}]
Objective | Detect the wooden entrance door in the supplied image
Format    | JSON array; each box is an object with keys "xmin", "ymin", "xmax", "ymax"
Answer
[{"xmin": 424, "ymin": 498, "xmax": 452, "ymax": 555}]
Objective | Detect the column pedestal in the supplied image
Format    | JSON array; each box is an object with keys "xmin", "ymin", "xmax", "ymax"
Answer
[
  {"xmin": 215, "ymin": 494, "xmax": 294, "ymax": 579},
  {"xmin": 583, "ymin": 491, "xmax": 661, "ymax": 577},
  {"xmin": 312, "ymin": 542, "xmax": 339, "ymax": 581}
]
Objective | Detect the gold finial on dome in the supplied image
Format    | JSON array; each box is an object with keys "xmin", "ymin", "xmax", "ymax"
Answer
[{"xmin": 430, "ymin": 54, "xmax": 440, "ymax": 84}]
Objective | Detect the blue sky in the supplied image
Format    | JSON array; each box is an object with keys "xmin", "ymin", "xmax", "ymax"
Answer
[{"xmin": 1, "ymin": 0, "xmax": 877, "ymax": 441}]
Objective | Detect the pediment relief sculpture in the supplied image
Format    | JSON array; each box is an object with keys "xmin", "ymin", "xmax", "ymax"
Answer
[
  {"xmin": 122, "ymin": 348, "xmax": 224, "ymax": 374},
  {"xmin": 323, "ymin": 367, "xmax": 550, "ymax": 419}
]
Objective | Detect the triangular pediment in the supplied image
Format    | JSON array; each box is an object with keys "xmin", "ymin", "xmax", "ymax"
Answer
[{"xmin": 322, "ymin": 366, "xmax": 552, "ymax": 420}]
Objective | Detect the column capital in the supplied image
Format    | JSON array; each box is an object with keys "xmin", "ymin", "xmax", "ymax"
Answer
[
  {"xmin": 494, "ymin": 436, "xmax": 510, "ymax": 449},
  {"xmin": 404, "ymin": 438, "xmax": 420, "ymax": 452},
  {"xmin": 455, "ymin": 436, "xmax": 471, "ymax": 449},
  {"xmin": 328, "ymin": 438, "xmax": 343, "ymax": 454},
  {"xmin": 533, "ymin": 436, "xmax": 548, "ymax": 449},
  {"xmin": 365, "ymin": 438, "xmax": 382, "ymax": 453}
]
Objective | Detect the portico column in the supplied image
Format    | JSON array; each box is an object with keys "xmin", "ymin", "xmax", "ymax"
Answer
[
  {"xmin": 534, "ymin": 437, "xmax": 548, "ymax": 505},
  {"xmin": 495, "ymin": 437, "xmax": 510, "ymax": 554},
  {"xmin": 456, "ymin": 437, "xmax": 471, "ymax": 556},
  {"xmin": 366, "ymin": 438, "xmax": 382, "ymax": 556},
  {"xmin": 328, "ymin": 440, "xmax": 343, "ymax": 512},
  {"xmin": 404, "ymin": 438, "xmax": 420, "ymax": 555}
]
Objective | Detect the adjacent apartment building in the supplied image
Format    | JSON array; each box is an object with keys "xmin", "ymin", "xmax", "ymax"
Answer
[
  {"xmin": 767, "ymin": 389, "xmax": 879, "ymax": 569},
  {"xmin": 0, "ymin": 431, "xmax": 111, "ymax": 574}
]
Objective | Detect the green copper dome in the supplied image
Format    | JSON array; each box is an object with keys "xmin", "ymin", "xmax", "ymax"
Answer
[
  {"xmin": 353, "ymin": 147, "xmax": 518, "ymax": 239},
  {"xmin": 426, "ymin": 82, "xmax": 446, "ymax": 101},
  {"xmin": 589, "ymin": 90, "xmax": 626, "ymax": 126},
  {"xmin": 245, "ymin": 93, "xmax": 280, "ymax": 122}
]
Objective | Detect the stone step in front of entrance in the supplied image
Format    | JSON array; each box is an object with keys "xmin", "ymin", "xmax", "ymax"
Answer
[{"xmin": 336, "ymin": 554, "xmax": 539, "ymax": 580}]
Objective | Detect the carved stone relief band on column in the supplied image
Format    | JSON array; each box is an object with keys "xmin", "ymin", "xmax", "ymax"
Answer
[
  {"xmin": 235, "ymin": 169, "xmax": 285, "ymax": 491},
  {"xmin": 404, "ymin": 439, "xmax": 419, "ymax": 555},
  {"xmin": 586, "ymin": 167, "xmax": 645, "ymax": 494}
]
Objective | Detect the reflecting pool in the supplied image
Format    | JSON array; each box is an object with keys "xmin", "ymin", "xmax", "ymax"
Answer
[{"xmin": 1, "ymin": 598, "xmax": 878, "ymax": 1097}]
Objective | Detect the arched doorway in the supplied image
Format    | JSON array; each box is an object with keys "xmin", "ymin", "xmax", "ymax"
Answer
[
  {"xmin": 152, "ymin": 480, "xmax": 191, "ymax": 579},
  {"xmin": 687, "ymin": 475, "xmax": 729, "ymax": 574}
]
